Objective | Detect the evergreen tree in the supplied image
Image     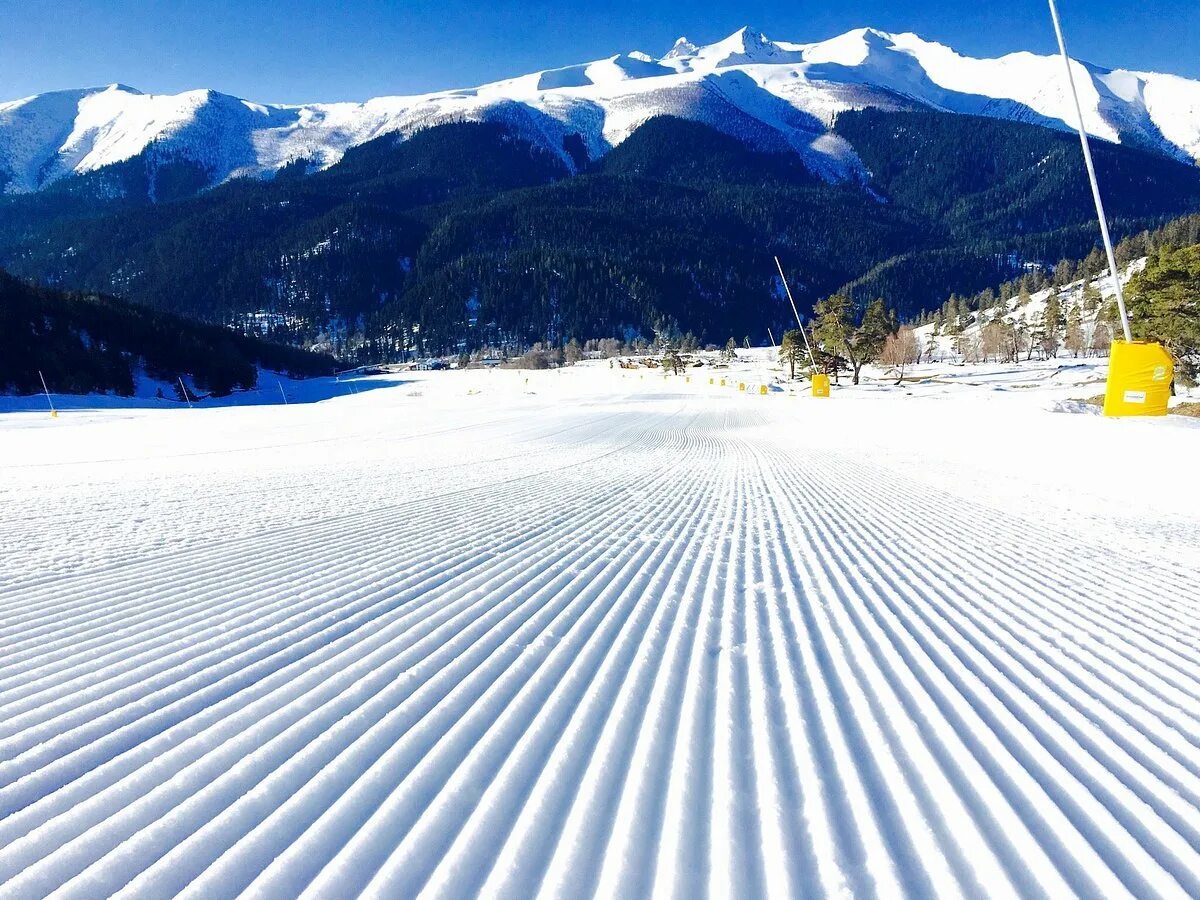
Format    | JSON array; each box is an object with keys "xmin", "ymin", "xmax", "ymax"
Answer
[
  {"xmin": 779, "ymin": 329, "xmax": 808, "ymax": 379},
  {"xmin": 813, "ymin": 294, "xmax": 893, "ymax": 385},
  {"xmin": 924, "ymin": 330, "xmax": 940, "ymax": 363},
  {"xmin": 1011, "ymin": 317, "xmax": 1030, "ymax": 362},
  {"xmin": 662, "ymin": 346, "xmax": 684, "ymax": 375},
  {"xmin": 1064, "ymin": 302, "xmax": 1085, "ymax": 358},
  {"xmin": 1040, "ymin": 288, "xmax": 1063, "ymax": 358},
  {"xmin": 1126, "ymin": 243, "xmax": 1200, "ymax": 386}
]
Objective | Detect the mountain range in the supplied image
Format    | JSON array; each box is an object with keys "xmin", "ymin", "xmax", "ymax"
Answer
[
  {"xmin": 2, "ymin": 27, "xmax": 1200, "ymax": 363},
  {"xmin": 3, "ymin": 26, "xmax": 1199, "ymax": 196}
]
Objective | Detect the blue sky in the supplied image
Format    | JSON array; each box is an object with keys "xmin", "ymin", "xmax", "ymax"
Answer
[{"xmin": 1, "ymin": 0, "xmax": 1196, "ymax": 102}]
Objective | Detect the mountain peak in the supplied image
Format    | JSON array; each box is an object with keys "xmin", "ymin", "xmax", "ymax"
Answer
[
  {"xmin": 699, "ymin": 26, "xmax": 798, "ymax": 67},
  {"xmin": 663, "ymin": 37, "xmax": 699, "ymax": 60},
  {"xmin": 733, "ymin": 26, "xmax": 770, "ymax": 46}
]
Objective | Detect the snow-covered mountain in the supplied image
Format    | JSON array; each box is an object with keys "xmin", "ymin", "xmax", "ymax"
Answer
[{"xmin": 3, "ymin": 26, "xmax": 1199, "ymax": 194}]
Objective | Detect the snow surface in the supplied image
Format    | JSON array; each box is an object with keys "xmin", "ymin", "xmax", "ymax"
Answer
[
  {"xmin": 3, "ymin": 25, "xmax": 1199, "ymax": 194},
  {"xmin": 2, "ymin": 359, "xmax": 1200, "ymax": 897}
]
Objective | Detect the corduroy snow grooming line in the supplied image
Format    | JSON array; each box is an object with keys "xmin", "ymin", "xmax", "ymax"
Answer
[{"xmin": 1103, "ymin": 341, "xmax": 1173, "ymax": 417}]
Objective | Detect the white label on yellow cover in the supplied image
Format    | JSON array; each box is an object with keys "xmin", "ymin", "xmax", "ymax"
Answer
[{"xmin": 1124, "ymin": 390, "xmax": 1147, "ymax": 404}]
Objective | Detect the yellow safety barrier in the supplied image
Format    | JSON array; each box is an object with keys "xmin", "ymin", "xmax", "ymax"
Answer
[
  {"xmin": 720, "ymin": 378, "xmax": 726, "ymax": 387},
  {"xmin": 709, "ymin": 377, "xmax": 714, "ymax": 385},
  {"xmin": 759, "ymin": 384, "xmax": 768, "ymax": 396},
  {"xmin": 738, "ymin": 382, "xmax": 745, "ymax": 392},
  {"xmin": 50, "ymin": 410, "xmax": 58, "ymax": 418},
  {"xmin": 685, "ymin": 376, "xmax": 690, "ymax": 384},
  {"xmin": 1103, "ymin": 341, "xmax": 1172, "ymax": 417},
  {"xmin": 812, "ymin": 374, "xmax": 831, "ymax": 398}
]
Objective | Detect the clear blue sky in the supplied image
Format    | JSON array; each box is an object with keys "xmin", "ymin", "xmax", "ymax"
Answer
[{"xmin": 1, "ymin": 0, "xmax": 1196, "ymax": 103}]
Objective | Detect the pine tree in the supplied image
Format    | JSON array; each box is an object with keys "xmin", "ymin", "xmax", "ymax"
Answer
[
  {"xmin": 813, "ymin": 294, "xmax": 853, "ymax": 383},
  {"xmin": 813, "ymin": 294, "xmax": 893, "ymax": 385},
  {"xmin": 1126, "ymin": 244, "xmax": 1200, "ymax": 386},
  {"xmin": 1064, "ymin": 302, "xmax": 1085, "ymax": 358},
  {"xmin": 779, "ymin": 329, "xmax": 807, "ymax": 380},
  {"xmin": 924, "ymin": 330, "xmax": 940, "ymax": 363},
  {"xmin": 1011, "ymin": 317, "xmax": 1030, "ymax": 363},
  {"xmin": 1040, "ymin": 289, "xmax": 1063, "ymax": 358},
  {"xmin": 852, "ymin": 298, "xmax": 893, "ymax": 384},
  {"xmin": 662, "ymin": 346, "xmax": 684, "ymax": 375}
]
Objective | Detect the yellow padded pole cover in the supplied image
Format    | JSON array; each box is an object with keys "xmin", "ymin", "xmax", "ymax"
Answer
[
  {"xmin": 812, "ymin": 374, "xmax": 831, "ymax": 398},
  {"xmin": 1103, "ymin": 341, "xmax": 1172, "ymax": 417}
]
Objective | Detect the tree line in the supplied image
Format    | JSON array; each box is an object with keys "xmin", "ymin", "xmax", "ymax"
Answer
[{"xmin": 0, "ymin": 269, "xmax": 336, "ymax": 397}]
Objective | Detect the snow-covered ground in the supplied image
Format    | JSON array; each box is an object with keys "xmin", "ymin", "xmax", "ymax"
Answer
[{"xmin": 2, "ymin": 357, "xmax": 1200, "ymax": 897}]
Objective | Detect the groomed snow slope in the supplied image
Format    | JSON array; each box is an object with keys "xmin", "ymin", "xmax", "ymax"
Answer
[{"xmin": 2, "ymin": 363, "xmax": 1200, "ymax": 898}]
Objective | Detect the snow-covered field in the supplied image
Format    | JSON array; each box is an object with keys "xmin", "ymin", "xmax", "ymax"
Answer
[{"xmin": 2, "ymin": 357, "xmax": 1200, "ymax": 898}]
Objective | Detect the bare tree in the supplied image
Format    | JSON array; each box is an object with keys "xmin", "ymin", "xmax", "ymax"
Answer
[
  {"xmin": 880, "ymin": 326, "xmax": 920, "ymax": 383},
  {"xmin": 598, "ymin": 338, "xmax": 624, "ymax": 358},
  {"xmin": 980, "ymin": 320, "xmax": 1009, "ymax": 363}
]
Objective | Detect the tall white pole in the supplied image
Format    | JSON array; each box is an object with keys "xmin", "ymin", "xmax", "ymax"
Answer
[
  {"xmin": 774, "ymin": 256, "xmax": 819, "ymax": 367},
  {"xmin": 1047, "ymin": 0, "xmax": 1133, "ymax": 343},
  {"xmin": 38, "ymin": 370, "xmax": 57, "ymax": 415},
  {"xmin": 178, "ymin": 377, "xmax": 193, "ymax": 408}
]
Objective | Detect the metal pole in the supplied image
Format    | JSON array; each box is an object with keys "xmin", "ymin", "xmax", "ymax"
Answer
[
  {"xmin": 38, "ymin": 370, "xmax": 57, "ymax": 415},
  {"xmin": 774, "ymin": 256, "xmax": 819, "ymax": 367},
  {"xmin": 1047, "ymin": 0, "xmax": 1133, "ymax": 342},
  {"xmin": 278, "ymin": 380, "xmax": 289, "ymax": 405},
  {"xmin": 178, "ymin": 377, "xmax": 193, "ymax": 407}
]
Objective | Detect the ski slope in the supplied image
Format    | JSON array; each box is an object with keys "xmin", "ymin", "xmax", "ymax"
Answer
[{"xmin": 2, "ymin": 363, "xmax": 1200, "ymax": 898}]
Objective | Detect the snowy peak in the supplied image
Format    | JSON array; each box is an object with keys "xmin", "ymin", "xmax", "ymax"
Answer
[
  {"xmin": 662, "ymin": 37, "xmax": 699, "ymax": 60},
  {"xmin": 2, "ymin": 25, "xmax": 1199, "ymax": 196},
  {"xmin": 657, "ymin": 27, "xmax": 803, "ymax": 71}
]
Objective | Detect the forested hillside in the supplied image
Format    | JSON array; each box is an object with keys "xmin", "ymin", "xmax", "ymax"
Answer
[
  {"xmin": 832, "ymin": 110, "xmax": 1200, "ymax": 315},
  {"xmin": 3, "ymin": 112, "xmax": 1199, "ymax": 359},
  {"xmin": 0, "ymin": 270, "xmax": 336, "ymax": 396}
]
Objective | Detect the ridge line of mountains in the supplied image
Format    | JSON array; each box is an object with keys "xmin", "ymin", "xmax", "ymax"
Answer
[
  {"xmin": 3, "ymin": 26, "xmax": 1199, "ymax": 196},
  {"xmin": 2, "ymin": 26, "xmax": 1200, "ymax": 367}
]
